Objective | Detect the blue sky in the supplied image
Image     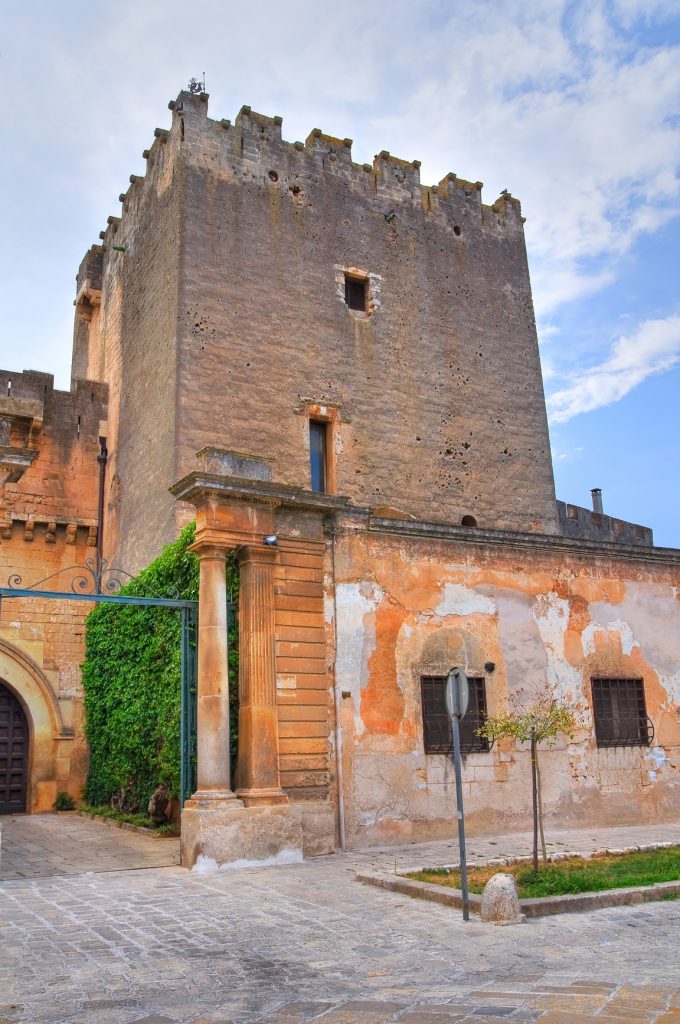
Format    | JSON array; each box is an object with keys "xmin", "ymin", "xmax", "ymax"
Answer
[{"xmin": 2, "ymin": 0, "xmax": 679, "ymax": 545}]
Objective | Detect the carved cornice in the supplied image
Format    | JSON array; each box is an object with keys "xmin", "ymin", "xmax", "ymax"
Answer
[
  {"xmin": 170, "ymin": 471, "xmax": 352, "ymax": 514},
  {"xmin": 349, "ymin": 514, "xmax": 680, "ymax": 566}
]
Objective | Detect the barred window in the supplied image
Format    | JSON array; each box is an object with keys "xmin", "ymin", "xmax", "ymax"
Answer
[
  {"xmin": 421, "ymin": 675, "xmax": 489, "ymax": 754},
  {"xmin": 591, "ymin": 677, "xmax": 653, "ymax": 748}
]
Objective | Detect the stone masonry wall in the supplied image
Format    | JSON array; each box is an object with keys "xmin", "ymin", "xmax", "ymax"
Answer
[
  {"xmin": 273, "ymin": 510, "xmax": 335, "ymax": 851},
  {"xmin": 327, "ymin": 515, "xmax": 680, "ymax": 848},
  {"xmin": 175, "ymin": 91, "xmax": 557, "ymax": 537},
  {"xmin": 0, "ymin": 371, "xmax": 108, "ymax": 808},
  {"xmin": 73, "ymin": 89, "xmax": 558, "ymax": 577},
  {"xmin": 72, "ymin": 124, "xmax": 186, "ymax": 574}
]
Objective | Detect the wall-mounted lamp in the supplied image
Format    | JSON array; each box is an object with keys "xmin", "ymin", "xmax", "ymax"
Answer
[
  {"xmin": 263, "ymin": 535, "xmax": 278, "ymax": 547},
  {"xmin": 484, "ymin": 661, "xmax": 496, "ymax": 674}
]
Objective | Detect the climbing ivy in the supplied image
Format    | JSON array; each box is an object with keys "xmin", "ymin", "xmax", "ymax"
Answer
[{"xmin": 82, "ymin": 523, "xmax": 239, "ymax": 810}]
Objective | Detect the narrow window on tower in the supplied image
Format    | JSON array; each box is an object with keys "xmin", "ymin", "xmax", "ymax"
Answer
[
  {"xmin": 344, "ymin": 273, "xmax": 368, "ymax": 312},
  {"xmin": 309, "ymin": 420, "xmax": 328, "ymax": 492}
]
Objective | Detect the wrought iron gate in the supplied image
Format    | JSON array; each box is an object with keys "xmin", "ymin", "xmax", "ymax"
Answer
[{"xmin": 0, "ymin": 558, "xmax": 201, "ymax": 806}]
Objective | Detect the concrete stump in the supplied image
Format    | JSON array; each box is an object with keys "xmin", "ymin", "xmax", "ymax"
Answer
[{"xmin": 480, "ymin": 872, "xmax": 524, "ymax": 925}]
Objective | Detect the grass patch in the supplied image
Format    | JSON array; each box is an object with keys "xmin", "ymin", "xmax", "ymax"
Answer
[
  {"xmin": 407, "ymin": 846, "xmax": 680, "ymax": 899},
  {"xmin": 81, "ymin": 804, "xmax": 178, "ymax": 836}
]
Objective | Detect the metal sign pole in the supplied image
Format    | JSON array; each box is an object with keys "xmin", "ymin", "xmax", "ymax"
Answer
[
  {"xmin": 446, "ymin": 666, "xmax": 470, "ymax": 922},
  {"xmin": 452, "ymin": 713, "xmax": 470, "ymax": 921}
]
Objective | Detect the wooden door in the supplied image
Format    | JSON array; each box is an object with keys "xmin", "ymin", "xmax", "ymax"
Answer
[{"xmin": 0, "ymin": 682, "xmax": 28, "ymax": 814}]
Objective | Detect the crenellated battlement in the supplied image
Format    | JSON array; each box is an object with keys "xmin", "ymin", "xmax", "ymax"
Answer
[
  {"xmin": 70, "ymin": 83, "xmax": 559, "ymax": 573},
  {"xmin": 90, "ymin": 89, "xmax": 525, "ymax": 255}
]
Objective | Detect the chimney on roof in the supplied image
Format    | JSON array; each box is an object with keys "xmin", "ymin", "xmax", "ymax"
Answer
[{"xmin": 591, "ymin": 488, "xmax": 603, "ymax": 514}]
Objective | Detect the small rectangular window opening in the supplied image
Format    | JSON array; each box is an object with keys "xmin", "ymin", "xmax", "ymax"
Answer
[
  {"xmin": 591, "ymin": 677, "xmax": 651, "ymax": 748},
  {"xmin": 421, "ymin": 676, "xmax": 490, "ymax": 754},
  {"xmin": 309, "ymin": 420, "xmax": 328, "ymax": 493},
  {"xmin": 344, "ymin": 274, "xmax": 368, "ymax": 312}
]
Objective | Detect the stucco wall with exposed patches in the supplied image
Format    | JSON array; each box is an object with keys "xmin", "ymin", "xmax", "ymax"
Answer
[{"xmin": 328, "ymin": 519, "xmax": 680, "ymax": 847}]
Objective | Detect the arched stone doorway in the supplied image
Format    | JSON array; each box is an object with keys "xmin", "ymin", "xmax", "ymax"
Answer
[
  {"xmin": 0, "ymin": 639, "xmax": 75, "ymax": 812},
  {"xmin": 0, "ymin": 681, "xmax": 29, "ymax": 813}
]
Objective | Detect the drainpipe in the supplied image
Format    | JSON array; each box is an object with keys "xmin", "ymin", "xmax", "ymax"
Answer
[
  {"xmin": 591, "ymin": 488, "xmax": 603, "ymax": 514},
  {"xmin": 96, "ymin": 421, "xmax": 108, "ymax": 578},
  {"xmin": 329, "ymin": 520, "xmax": 347, "ymax": 850}
]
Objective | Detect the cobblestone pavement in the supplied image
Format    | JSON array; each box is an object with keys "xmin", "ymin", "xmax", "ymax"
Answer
[
  {"xmin": 0, "ymin": 814, "xmax": 179, "ymax": 879},
  {"xmin": 1, "ymin": 820, "xmax": 680, "ymax": 1024}
]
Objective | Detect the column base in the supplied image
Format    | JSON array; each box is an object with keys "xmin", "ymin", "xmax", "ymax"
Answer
[
  {"xmin": 180, "ymin": 801, "xmax": 303, "ymax": 871},
  {"xmin": 183, "ymin": 789, "xmax": 244, "ymax": 810},
  {"xmin": 236, "ymin": 786, "xmax": 289, "ymax": 807}
]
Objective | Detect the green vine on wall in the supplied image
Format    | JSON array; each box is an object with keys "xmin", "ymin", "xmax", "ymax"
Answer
[{"xmin": 82, "ymin": 523, "xmax": 239, "ymax": 810}]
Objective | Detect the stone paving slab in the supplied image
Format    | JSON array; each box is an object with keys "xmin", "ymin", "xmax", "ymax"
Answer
[
  {"xmin": 0, "ymin": 813, "xmax": 179, "ymax": 879},
  {"xmin": 2, "ymin": 820, "xmax": 680, "ymax": 1022},
  {"xmin": 334, "ymin": 821, "xmax": 680, "ymax": 875}
]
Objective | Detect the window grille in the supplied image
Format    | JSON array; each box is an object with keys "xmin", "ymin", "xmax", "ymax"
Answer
[
  {"xmin": 421, "ymin": 675, "xmax": 490, "ymax": 754},
  {"xmin": 591, "ymin": 677, "xmax": 653, "ymax": 748}
]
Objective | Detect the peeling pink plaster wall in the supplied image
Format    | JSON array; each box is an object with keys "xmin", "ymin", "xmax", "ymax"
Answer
[{"xmin": 329, "ymin": 527, "xmax": 680, "ymax": 847}]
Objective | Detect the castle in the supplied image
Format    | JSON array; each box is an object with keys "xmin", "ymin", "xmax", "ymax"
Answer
[{"xmin": 1, "ymin": 89, "xmax": 678, "ymax": 864}]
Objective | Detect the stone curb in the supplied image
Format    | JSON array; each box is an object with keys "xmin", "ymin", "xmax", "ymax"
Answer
[
  {"xmin": 357, "ymin": 871, "xmax": 680, "ymax": 917},
  {"xmin": 357, "ymin": 871, "xmax": 482, "ymax": 913},
  {"xmin": 357, "ymin": 840, "xmax": 680, "ymax": 918},
  {"xmin": 394, "ymin": 840, "xmax": 677, "ymax": 877},
  {"xmin": 78, "ymin": 812, "xmax": 177, "ymax": 838}
]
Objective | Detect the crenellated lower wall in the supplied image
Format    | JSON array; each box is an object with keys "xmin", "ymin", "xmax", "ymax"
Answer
[{"xmin": 0, "ymin": 370, "xmax": 108, "ymax": 809}]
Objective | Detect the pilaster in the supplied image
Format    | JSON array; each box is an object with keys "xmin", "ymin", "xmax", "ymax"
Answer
[{"xmin": 236, "ymin": 544, "xmax": 287, "ymax": 805}]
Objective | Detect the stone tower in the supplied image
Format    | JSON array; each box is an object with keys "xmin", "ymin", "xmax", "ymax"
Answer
[{"xmin": 72, "ymin": 89, "xmax": 557, "ymax": 574}]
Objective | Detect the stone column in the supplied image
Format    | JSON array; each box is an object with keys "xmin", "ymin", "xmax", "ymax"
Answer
[
  {"xmin": 236, "ymin": 544, "xmax": 287, "ymax": 806},
  {"xmin": 188, "ymin": 541, "xmax": 239, "ymax": 804}
]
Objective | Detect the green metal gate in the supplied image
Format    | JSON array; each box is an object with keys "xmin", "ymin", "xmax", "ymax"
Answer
[{"xmin": 1, "ymin": 557, "xmax": 238, "ymax": 806}]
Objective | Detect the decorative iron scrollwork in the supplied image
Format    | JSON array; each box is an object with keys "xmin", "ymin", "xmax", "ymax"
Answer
[{"xmin": 7, "ymin": 557, "xmax": 135, "ymax": 596}]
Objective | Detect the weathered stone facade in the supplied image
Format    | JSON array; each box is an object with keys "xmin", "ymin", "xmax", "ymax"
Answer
[
  {"xmin": 1, "ymin": 90, "xmax": 677, "ymax": 861},
  {"xmin": 75, "ymin": 90, "xmax": 558, "ymax": 575},
  {"xmin": 328, "ymin": 514, "xmax": 680, "ymax": 846},
  {"xmin": 0, "ymin": 372, "xmax": 107, "ymax": 810}
]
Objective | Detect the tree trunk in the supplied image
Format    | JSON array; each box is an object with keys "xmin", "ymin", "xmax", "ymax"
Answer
[
  {"xmin": 535, "ymin": 746, "xmax": 547, "ymax": 862},
  {"xmin": 530, "ymin": 736, "xmax": 538, "ymax": 872}
]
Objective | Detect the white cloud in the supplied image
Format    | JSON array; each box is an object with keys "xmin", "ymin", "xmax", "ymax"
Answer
[
  {"xmin": 365, "ymin": 1, "xmax": 680, "ymax": 316},
  {"xmin": 1, "ymin": 0, "xmax": 679, "ymax": 389},
  {"xmin": 547, "ymin": 316, "xmax": 680, "ymax": 423},
  {"xmin": 612, "ymin": 0, "xmax": 680, "ymax": 29}
]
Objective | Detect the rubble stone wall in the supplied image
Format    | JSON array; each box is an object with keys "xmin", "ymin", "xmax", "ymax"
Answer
[{"xmin": 0, "ymin": 371, "xmax": 108, "ymax": 809}]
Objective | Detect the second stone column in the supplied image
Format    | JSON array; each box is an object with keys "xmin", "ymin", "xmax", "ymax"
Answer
[{"xmin": 236, "ymin": 544, "xmax": 287, "ymax": 805}]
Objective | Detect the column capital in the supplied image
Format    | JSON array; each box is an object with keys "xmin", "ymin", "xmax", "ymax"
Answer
[
  {"xmin": 236, "ymin": 543, "xmax": 279, "ymax": 566},
  {"xmin": 188, "ymin": 539, "xmax": 229, "ymax": 560}
]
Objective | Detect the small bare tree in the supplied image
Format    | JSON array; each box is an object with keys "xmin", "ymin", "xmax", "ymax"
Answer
[{"xmin": 478, "ymin": 689, "xmax": 578, "ymax": 872}]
